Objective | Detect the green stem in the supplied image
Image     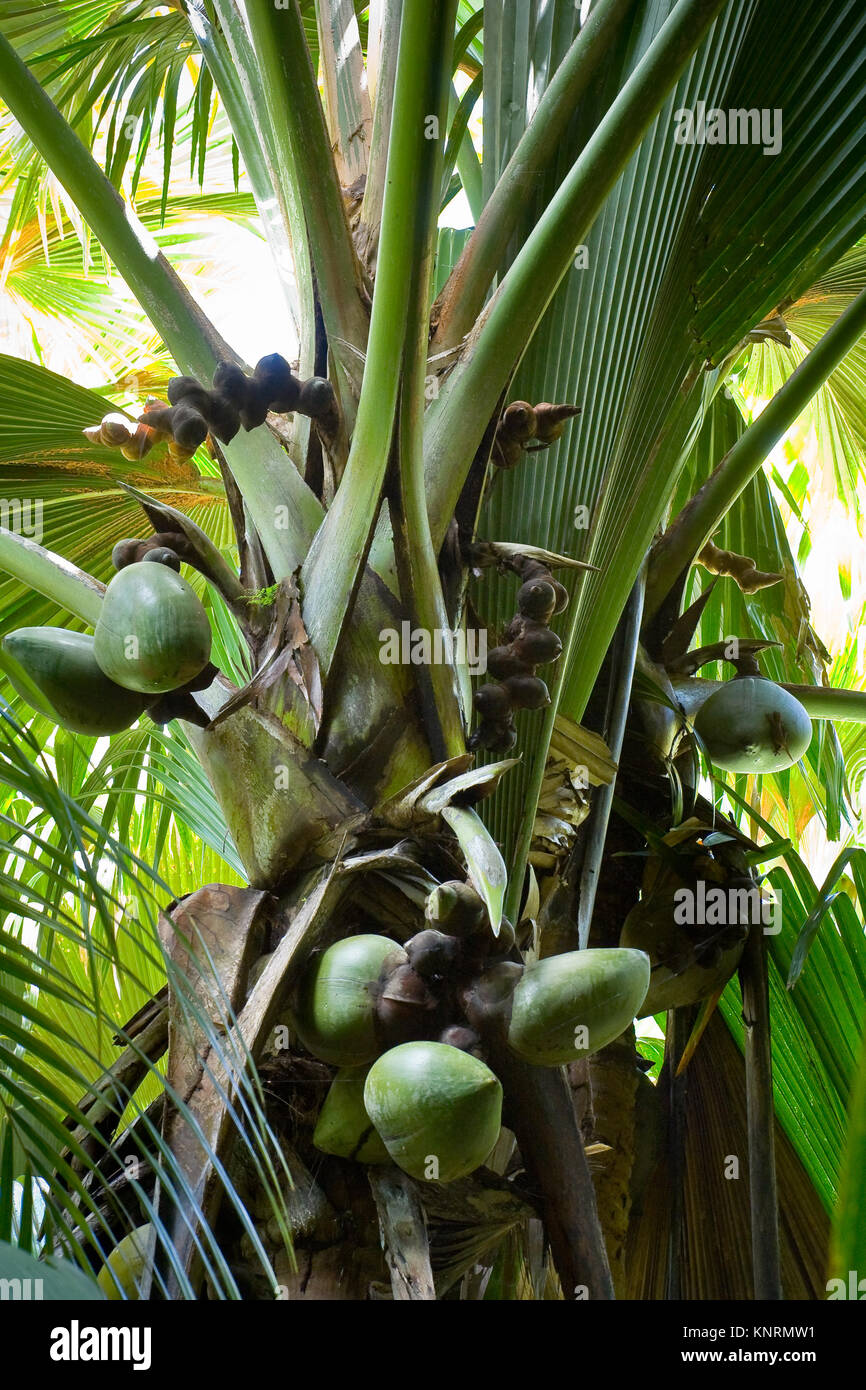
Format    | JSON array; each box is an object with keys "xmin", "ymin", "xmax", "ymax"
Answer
[
  {"xmin": 357, "ymin": 0, "xmax": 403, "ymax": 270},
  {"xmin": 447, "ymin": 3, "xmax": 485, "ymax": 223},
  {"xmin": 575, "ymin": 568, "xmax": 646, "ymax": 946},
  {"xmin": 432, "ymin": 0, "xmax": 637, "ymax": 350},
  {"xmin": 301, "ymin": 1, "xmax": 452, "ymax": 677},
  {"xmin": 394, "ymin": 0, "xmax": 464, "ymax": 761},
  {"xmin": 451, "ymin": 83, "xmax": 483, "ymax": 223},
  {"xmin": 440, "ymin": 73, "xmax": 483, "ymax": 215},
  {"xmin": 784, "ymin": 685, "xmax": 866, "ymax": 723},
  {"xmin": 0, "ymin": 531, "xmax": 103, "ymax": 627},
  {"xmin": 424, "ymin": 0, "xmax": 728, "ymax": 548},
  {"xmin": 244, "ymin": 0, "xmax": 369, "ymax": 394},
  {"xmin": 645, "ymin": 283, "xmax": 866, "ymax": 619}
]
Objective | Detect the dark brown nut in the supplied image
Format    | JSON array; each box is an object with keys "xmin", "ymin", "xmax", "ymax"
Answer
[
  {"xmin": 473, "ymin": 682, "xmax": 512, "ymax": 720},
  {"xmin": 111, "ymin": 538, "xmax": 142, "ymax": 571},
  {"xmin": 550, "ymin": 579, "xmax": 569, "ymax": 614},
  {"xmin": 206, "ymin": 394, "xmax": 241, "ymax": 443},
  {"xmin": 486, "ymin": 645, "xmax": 532, "ymax": 681},
  {"xmin": 460, "ymin": 960, "xmax": 524, "ymax": 1030},
  {"xmin": 472, "ymin": 718, "xmax": 517, "ymax": 752},
  {"xmin": 141, "ymin": 547, "xmax": 181, "ymax": 571},
  {"xmin": 239, "ymin": 380, "xmax": 271, "ymax": 431},
  {"xmin": 405, "ymin": 929, "xmax": 461, "ymax": 980},
  {"xmin": 504, "ymin": 674, "xmax": 550, "ymax": 709},
  {"xmin": 171, "ymin": 402, "xmax": 209, "ymax": 451},
  {"xmin": 167, "ymin": 376, "xmax": 211, "ymax": 413},
  {"xmin": 500, "ymin": 401, "xmax": 537, "ymax": 442},
  {"xmin": 517, "ymin": 578, "xmax": 557, "ymax": 621},
  {"xmin": 376, "ymin": 963, "xmax": 438, "ymax": 1043},
  {"xmin": 438, "ymin": 1025, "xmax": 483, "ymax": 1055},
  {"xmin": 254, "ymin": 353, "xmax": 300, "ymax": 412},
  {"xmin": 138, "ymin": 404, "xmax": 173, "ymax": 435},
  {"xmin": 297, "ymin": 376, "xmax": 337, "ymax": 419},
  {"xmin": 212, "ymin": 361, "xmax": 250, "ymax": 407},
  {"xmin": 511, "ymin": 622, "xmax": 562, "ymax": 666}
]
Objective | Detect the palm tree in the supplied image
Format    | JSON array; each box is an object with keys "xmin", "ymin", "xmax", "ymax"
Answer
[{"xmin": 1, "ymin": 0, "xmax": 866, "ymax": 1301}]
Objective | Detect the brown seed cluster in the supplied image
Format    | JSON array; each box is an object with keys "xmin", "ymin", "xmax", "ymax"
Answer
[
  {"xmin": 83, "ymin": 353, "xmax": 337, "ymax": 461},
  {"xmin": 373, "ymin": 880, "xmax": 519, "ymax": 1060},
  {"xmin": 142, "ymin": 354, "xmax": 321, "ymax": 447},
  {"xmin": 470, "ymin": 558, "xmax": 568, "ymax": 752},
  {"xmin": 491, "ymin": 398, "xmax": 581, "ymax": 469}
]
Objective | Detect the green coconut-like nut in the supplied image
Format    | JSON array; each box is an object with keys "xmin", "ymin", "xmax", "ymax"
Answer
[
  {"xmin": 294, "ymin": 933, "xmax": 407, "ymax": 1066},
  {"xmin": 96, "ymin": 1224, "xmax": 155, "ymax": 1300},
  {"xmin": 363, "ymin": 1041, "xmax": 502, "ymax": 1183},
  {"xmin": 94, "ymin": 561, "xmax": 212, "ymax": 694},
  {"xmin": 2, "ymin": 628, "xmax": 150, "ymax": 735},
  {"xmin": 506, "ymin": 947, "xmax": 650, "ymax": 1066},
  {"xmin": 313, "ymin": 1067, "xmax": 390, "ymax": 1164},
  {"xmin": 693, "ymin": 676, "xmax": 812, "ymax": 773}
]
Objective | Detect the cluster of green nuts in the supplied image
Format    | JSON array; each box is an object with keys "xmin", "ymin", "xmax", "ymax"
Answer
[
  {"xmin": 294, "ymin": 878, "xmax": 650, "ymax": 1183},
  {"xmin": 2, "ymin": 553, "xmax": 215, "ymax": 736},
  {"xmin": 471, "ymin": 559, "xmax": 568, "ymax": 751}
]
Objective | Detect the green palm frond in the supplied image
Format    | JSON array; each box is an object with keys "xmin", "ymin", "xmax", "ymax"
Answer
[
  {"xmin": 0, "ymin": 710, "xmax": 288, "ymax": 1296},
  {"xmin": 481, "ymin": 0, "xmax": 866, "ymax": 874}
]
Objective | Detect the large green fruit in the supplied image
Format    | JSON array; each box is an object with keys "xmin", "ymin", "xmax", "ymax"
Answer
[
  {"xmin": 363, "ymin": 1041, "xmax": 502, "ymax": 1182},
  {"xmin": 293, "ymin": 933, "xmax": 406, "ymax": 1066},
  {"xmin": 94, "ymin": 561, "xmax": 211, "ymax": 694},
  {"xmin": 1, "ymin": 628, "xmax": 149, "ymax": 735},
  {"xmin": 693, "ymin": 676, "xmax": 812, "ymax": 773},
  {"xmin": 313, "ymin": 1066, "xmax": 390, "ymax": 1164},
  {"xmin": 96, "ymin": 1224, "xmax": 155, "ymax": 1300},
  {"xmin": 506, "ymin": 948, "xmax": 650, "ymax": 1066}
]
